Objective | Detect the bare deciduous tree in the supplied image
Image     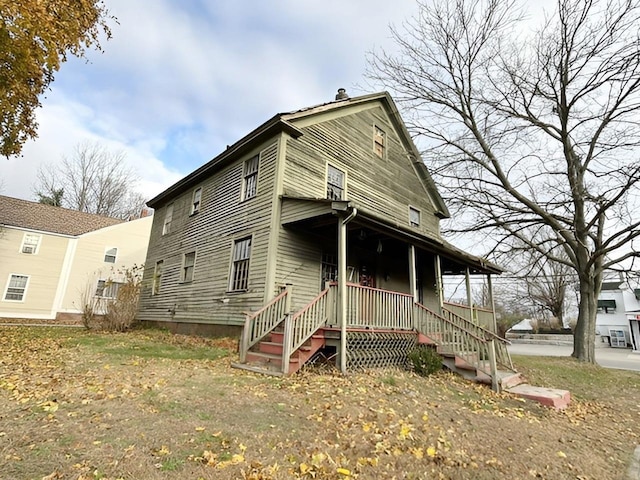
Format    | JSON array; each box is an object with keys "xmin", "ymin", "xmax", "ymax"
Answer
[
  {"xmin": 35, "ymin": 142, "xmax": 147, "ymax": 219},
  {"xmin": 368, "ymin": 0, "xmax": 640, "ymax": 362}
]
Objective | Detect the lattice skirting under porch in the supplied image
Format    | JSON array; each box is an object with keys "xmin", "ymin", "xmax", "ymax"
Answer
[{"xmin": 345, "ymin": 331, "xmax": 417, "ymax": 371}]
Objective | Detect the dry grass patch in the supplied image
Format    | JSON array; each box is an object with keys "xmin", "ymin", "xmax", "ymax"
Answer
[{"xmin": 0, "ymin": 327, "xmax": 638, "ymax": 479}]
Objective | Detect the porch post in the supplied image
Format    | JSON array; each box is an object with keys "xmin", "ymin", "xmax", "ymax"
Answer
[
  {"xmin": 487, "ymin": 274, "xmax": 497, "ymax": 333},
  {"xmin": 465, "ymin": 267, "xmax": 475, "ymax": 323},
  {"xmin": 408, "ymin": 245, "xmax": 418, "ymax": 303},
  {"xmin": 435, "ymin": 255, "xmax": 444, "ymax": 309},
  {"xmin": 338, "ymin": 216, "xmax": 347, "ymax": 373}
]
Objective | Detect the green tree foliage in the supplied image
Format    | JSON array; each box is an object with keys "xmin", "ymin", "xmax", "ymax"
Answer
[{"xmin": 0, "ymin": 0, "xmax": 112, "ymax": 157}]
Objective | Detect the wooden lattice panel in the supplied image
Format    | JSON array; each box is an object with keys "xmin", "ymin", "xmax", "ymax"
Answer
[{"xmin": 345, "ymin": 331, "xmax": 417, "ymax": 371}]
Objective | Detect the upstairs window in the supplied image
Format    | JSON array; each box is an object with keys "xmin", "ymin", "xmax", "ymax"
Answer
[
  {"xmin": 21, "ymin": 233, "xmax": 41, "ymax": 254},
  {"xmin": 4, "ymin": 274, "xmax": 29, "ymax": 301},
  {"xmin": 162, "ymin": 203, "xmax": 174, "ymax": 235},
  {"xmin": 230, "ymin": 237, "xmax": 251, "ymax": 291},
  {"xmin": 104, "ymin": 247, "xmax": 117, "ymax": 263},
  {"xmin": 182, "ymin": 251, "xmax": 196, "ymax": 283},
  {"xmin": 242, "ymin": 155, "xmax": 259, "ymax": 200},
  {"xmin": 191, "ymin": 188, "xmax": 202, "ymax": 215},
  {"xmin": 327, "ymin": 165, "xmax": 345, "ymax": 201},
  {"xmin": 152, "ymin": 260, "xmax": 163, "ymax": 295},
  {"xmin": 374, "ymin": 126, "xmax": 386, "ymax": 157},
  {"xmin": 409, "ymin": 206, "xmax": 421, "ymax": 227}
]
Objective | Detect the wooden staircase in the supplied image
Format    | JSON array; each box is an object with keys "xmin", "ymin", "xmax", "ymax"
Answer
[{"xmin": 239, "ymin": 329, "xmax": 326, "ymax": 375}]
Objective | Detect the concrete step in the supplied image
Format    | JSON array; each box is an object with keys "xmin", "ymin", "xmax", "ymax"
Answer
[{"xmin": 505, "ymin": 383, "xmax": 571, "ymax": 409}]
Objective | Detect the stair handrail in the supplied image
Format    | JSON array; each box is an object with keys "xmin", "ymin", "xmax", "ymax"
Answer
[
  {"xmin": 414, "ymin": 302, "xmax": 515, "ymax": 376},
  {"xmin": 440, "ymin": 307, "xmax": 514, "ymax": 370},
  {"xmin": 239, "ymin": 288, "xmax": 291, "ymax": 363},
  {"xmin": 283, "ymin": 287, "xmax": 331, "ymax": 373}
]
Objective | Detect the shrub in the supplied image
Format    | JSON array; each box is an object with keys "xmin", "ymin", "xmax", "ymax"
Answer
[
  {"xmin": 103, "ymin": 265, "xmax": 143, "ymax": 332},
  {"xmin": 407, "ymin": 346, "xmax": 442, "ymax": 377}
]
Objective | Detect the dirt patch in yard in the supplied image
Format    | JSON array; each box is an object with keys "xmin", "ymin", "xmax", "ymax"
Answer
[{"xmin": 0, "ymin": 327, "xmax": 638, "ymax": 479}]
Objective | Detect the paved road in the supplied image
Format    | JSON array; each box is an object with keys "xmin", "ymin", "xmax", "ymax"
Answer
[{"xmin": 508, "ymin": 342, "xmax": 640, "ymax": 372}]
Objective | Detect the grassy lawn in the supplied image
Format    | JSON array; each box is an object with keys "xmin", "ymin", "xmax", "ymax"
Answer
[{"xmin": 0, "ymin": 326, "xmax": 639, "ymax": 480}]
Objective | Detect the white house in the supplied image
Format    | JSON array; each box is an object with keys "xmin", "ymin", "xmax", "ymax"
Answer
[
  {"xmin": 0, "ymin": 195, "xmax": 152, "ymax": 323},
  {"xmin": 596, "ymin": 280, "xmax": 640, "ymax": 350}
]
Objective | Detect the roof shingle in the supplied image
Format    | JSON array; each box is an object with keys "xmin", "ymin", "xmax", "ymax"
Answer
[{"xmin": 0, "ymin": 195, "xmax": 122, "ymax": 236}]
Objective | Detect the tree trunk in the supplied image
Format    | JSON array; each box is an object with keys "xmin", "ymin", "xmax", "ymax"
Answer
[{"xmin": 572, "ymin": 277, "xmax": 597, "ymax": 362}]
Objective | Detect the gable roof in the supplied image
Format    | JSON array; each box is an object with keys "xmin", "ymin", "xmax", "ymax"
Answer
[
  {"xmin": 147, "ymin": 91, "xmax": 449, "ymax": 218},
  {"xmin": 0, "ymin": 195, "xmax": 122, "ymax": 236}
]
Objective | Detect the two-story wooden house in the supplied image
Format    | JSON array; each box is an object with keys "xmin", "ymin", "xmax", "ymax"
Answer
[{"xmin": 139, "ymin": 90, "xmax": 516, "ymax": 388}]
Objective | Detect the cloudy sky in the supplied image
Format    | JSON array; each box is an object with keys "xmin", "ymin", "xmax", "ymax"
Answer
[{"xmin": 0, "ymin": 0, "xmax": 422, "ymax": 203}]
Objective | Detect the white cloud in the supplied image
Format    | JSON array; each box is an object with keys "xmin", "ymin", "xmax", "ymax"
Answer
[{"xmin": 2, "ymin": 0, "xmax": 419, "ymax": 203}]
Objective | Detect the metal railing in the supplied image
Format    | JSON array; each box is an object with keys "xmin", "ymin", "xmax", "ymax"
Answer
[{"xmin": 239, "ymin": 288, "xmax": 290, "ymax": 363}]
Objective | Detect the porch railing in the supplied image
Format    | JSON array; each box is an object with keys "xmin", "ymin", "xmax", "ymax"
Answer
[
  {"xmin": 283, "ymin": 287, "xmax": 332, "ymax": 372},
  {"xmin": 441, "ymin": 307, "xmax": 513, "ymax": 371},
  {"xmin": 345, "ymin": 283, "xmax": 414, "ymax": 330},
  {"xmin": 443, "ymin": 302, "xmax": 495, "ymax": 330},
  {"xmin": 239, "ymin": 288, "xmax": 290, "ymax": 363},
  {"xmin": 414, "ymin": 302, "xmax": 495, "ymax": 377}
]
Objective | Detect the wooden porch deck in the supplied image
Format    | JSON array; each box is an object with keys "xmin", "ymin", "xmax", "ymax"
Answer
[{"xmin": 234, "ymin": 283, "xmax": 518, "ymax": 391}]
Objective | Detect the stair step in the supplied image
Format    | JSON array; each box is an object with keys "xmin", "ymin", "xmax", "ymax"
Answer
[
  {"xmin": 506, "ymin": 383, "xmax": 571, "ymax": 409},
  {"xmin": 231, "ymin": 362, "xmax": 284, "ymax": 376},
  {"xmin": 259, "ymin": 341, "xmax": 284, "ymax": 355},
  {"xmin": 245, "ymin": 351, "xmax": 300, "ymax": 368}
]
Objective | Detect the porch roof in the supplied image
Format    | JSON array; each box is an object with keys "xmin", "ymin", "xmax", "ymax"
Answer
[{"xmin": 280, "ymin": 196, "xmax": 502, "ymax": 275}]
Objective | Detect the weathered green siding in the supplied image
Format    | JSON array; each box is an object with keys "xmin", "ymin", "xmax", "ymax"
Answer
[
  {"xmin": 138, "ymin": 141, "xmax": 279, "ymax": 327},
  {"xmin": 283, "ymin": 103, "xmax": 441, "ymax": 238}
]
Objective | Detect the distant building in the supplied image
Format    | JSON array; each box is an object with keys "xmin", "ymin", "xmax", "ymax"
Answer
[
  {"xmin": 0, "ymin": 195, "xmax": 152, "ymax": 323},
  {"xmin": 595, "ymin": 280, "xmax": 640, "ymax": 349}
]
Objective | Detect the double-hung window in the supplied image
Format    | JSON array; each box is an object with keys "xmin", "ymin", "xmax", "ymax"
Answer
[
  {"xmin": 242, "ymin": 156, "xmax": 259, "ymax": 200},
  {"xmin": 162, "ymin": 203, "xmax": 174, "ymax": 235},
  {"xmin": 95, "ymin": 280, "xmax": 121, "ymax": 299},
  {"xmin": 409, "ymin": 206, "xmax": 421, "ymax": 227},
  {"xmin": 152, "ymin": 260, "xmax": 163, "ymax": 295},
  {"xmin": 21, "ymin": 233, "xmax": 41, "ymax": 254},
  {"xmin": 4, "ymin": 274, "xmax": 29, "ymax": 301},
  {"xmin": 230, "ymin": 237, "xmax": 251, "ymax": 291},
  {"xmin": 327, "ymin": 165, "xmax": 345, "ymax": 201},
  {"xmin": 182, "ymin": 252, "xmax": 196, "ymax": 282},
  {"xmin": 191, "ymin": 188, "xmax": 202, "ymax": 215}
]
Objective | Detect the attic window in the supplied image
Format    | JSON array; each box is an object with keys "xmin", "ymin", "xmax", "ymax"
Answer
[
  {"xmin": 104, "ymin": 247, "xmax": 117, "ymax": 263},
  {"xmin": 327, "ymin": 165, "xmax": 345, "ymax": 201},
  {"xmin": 374, "ymin": 126, "xmax": 386, "ymax": 157},
  {"xmin": 191, "ymin": 187, "xmax": 202, "ymax": 215},
  {"xmin": 21, "ymin": 233, "xmax": 41, "ymax": 254},
  {"xmin": 243, "ymin": 155, "xmax": 259, "ymax": 201}
]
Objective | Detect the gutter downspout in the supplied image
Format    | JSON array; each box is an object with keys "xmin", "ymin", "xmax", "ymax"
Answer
[{"xmin": 339, "ymin": 207, "xmax": 357, "ymax": 374}]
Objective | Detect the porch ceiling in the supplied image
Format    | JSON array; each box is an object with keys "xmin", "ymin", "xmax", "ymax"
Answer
[{"xmin": 280, "ymin": 196, "xmax": 502, "ymax": 275}]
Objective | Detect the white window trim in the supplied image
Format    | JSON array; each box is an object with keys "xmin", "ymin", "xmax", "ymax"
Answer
[
  {"xmin": 228, "ymin": 235, "xmax": 252, "ymax": 292},
  {"xmin": 326, "ymin": 163, "xmax": 347, "ymax": 201},
  {"xmin": 104, "ymin": 247, "xmax": 118, "ymax": 263},
  {"xmin": 3, "ymin": 274, "xmax": 30, "ymax": 302},
  {"xmin": 163, "ymin": 203, "xmax": 174, "ymax": 235},
  {"xmin": 409, "ymin": 206, "xmax": 421, "ymax": 227},
  {"xmin": 20, "ymin": 233, "xmax": 42, "ymax": 255},
  {"xmin": 191, "ymin": 187, "xmax": 203, "ymax": 215}
]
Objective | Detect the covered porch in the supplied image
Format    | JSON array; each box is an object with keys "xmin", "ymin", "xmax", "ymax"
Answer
[{"xmin": 233, "ymin": 198, "xmax": 517, "ymax": 390}]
